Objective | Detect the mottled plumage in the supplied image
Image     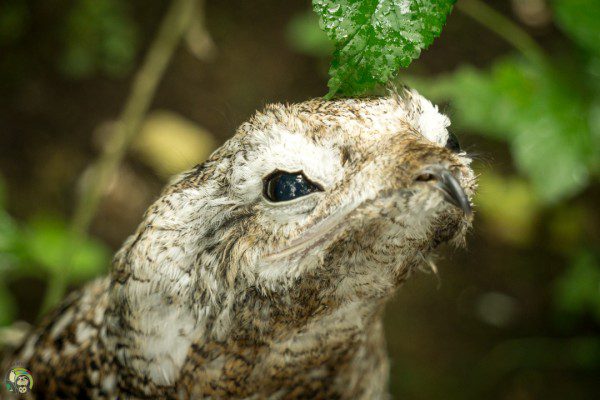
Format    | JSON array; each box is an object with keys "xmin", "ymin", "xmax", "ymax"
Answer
[{"xmin": 2, "ymin": 88, "xmax": 476, "ymax": 399}]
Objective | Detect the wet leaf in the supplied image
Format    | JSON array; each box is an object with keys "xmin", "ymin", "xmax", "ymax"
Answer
[{"xmin": 313, "ymin": 0, "xmax": 455, "ymax": 97}]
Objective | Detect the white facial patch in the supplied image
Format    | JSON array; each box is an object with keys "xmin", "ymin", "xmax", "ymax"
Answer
[
  {"xmin": 229, "ymin": 127, "xmax": 342, "ymax": 203},
  {"xmin": 401, "ymin": 89, "xmax": 450, "ymax": 146}
]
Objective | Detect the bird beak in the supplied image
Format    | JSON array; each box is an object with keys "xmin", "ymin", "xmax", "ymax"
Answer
[{"xmin": 416, "ymin": 165, "xmax": 472, "ymax": 216}]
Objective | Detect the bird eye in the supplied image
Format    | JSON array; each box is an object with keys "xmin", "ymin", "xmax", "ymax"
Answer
[
  {"xmin": 263, "ymin": 170, "xmax": 323, "ymax": 202},
  {"xmin": 445, "ymin": 132, "xmax": 461, "ymax": 153}
]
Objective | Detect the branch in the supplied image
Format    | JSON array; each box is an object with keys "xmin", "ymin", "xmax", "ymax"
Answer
[
  {"xmin": 457, "ymin": 0, "xmax": 547, "ymax": 65},
  {"xmin": 41, "ymin": 0, "xmax": 199, "ymax": 314}
]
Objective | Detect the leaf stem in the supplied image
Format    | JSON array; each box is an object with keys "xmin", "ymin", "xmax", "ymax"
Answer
[
  {"xmin": 40, "ymin": 0, "xmax": 199, "ymax": 315},
  {"xmin": 456, "ymin": 0, "xmax": 546, "ymax": 64}
]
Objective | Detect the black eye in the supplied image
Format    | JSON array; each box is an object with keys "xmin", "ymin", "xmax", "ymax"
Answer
[
  {"xmin": 263, "ymin": 170, "xmax": 323, "ymax": 202},
  {"xmin": 445, "ymin": 132, "xmax": 461, "ymax": 153}
]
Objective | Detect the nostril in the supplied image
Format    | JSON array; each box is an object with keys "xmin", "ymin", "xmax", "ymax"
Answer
[
  {"xmin": 415, "ymin": 173, "xmax": 436, "ymax": 182},
  {"xmin": 414, "ymin": 165, "xmax": 472, "ymax": 215}
]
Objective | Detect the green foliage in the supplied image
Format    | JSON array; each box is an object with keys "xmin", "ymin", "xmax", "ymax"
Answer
[
  {"xmin": 404, "ymin": 0, "xmax": 600, "ymax": 203},
  {"xmin": 0, "ymin": 180, "xmax": 17, "ymax": 326},
  {"xmin": 0, "ymin": 0, "xmax": 28, "ymax": 46},
  {"xmin": 313, "ymin": 0, "xmax": 455, "ymax": 97},
  {"xmin": 286, "ymin": 11, "xmax": 333, "ymax": 57},
  {"xmin": 0, "ymin": 179, "xmax": 20, "ymax": 272},
  {"xmin": 552, "ymin": 0, "xmax": 600, "ymax": 56},
  {"xmin": 60, "ymin": 0, "xmax": 139, "ymax": 78},
  {"xmin": 555, "ymin": 250, "xmax": 600, "ymax": 323},
  {"xmin": 399, "ymin": 0, "xmax": 600, "ymax": 337},
  {"xmin": 415, "ymin": 58, "xmax": 598, "ymax": 202},
  {"xmin": 22, "ymin": 217, "xmax": 110, "ymax": 282},
  {"xmin": 0, "ymin": 177, "xmax": 109, "ymax": 327},
  {"xmin": 475, "ymin": 172, "xmax": 540, "ymax": 246}
]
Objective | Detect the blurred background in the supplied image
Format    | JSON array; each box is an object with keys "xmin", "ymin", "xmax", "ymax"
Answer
[{"xmin": 0, "ymin": 0, "xmax": 599, "ymax": 398}]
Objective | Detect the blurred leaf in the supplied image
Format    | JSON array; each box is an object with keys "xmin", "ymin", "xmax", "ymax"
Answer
[
  {"xmin": 286, "ymin": 11, "xmax": 333, "ymax": 57},
  {"xmin": 0, "ymin": 283, "xmax": 16, "ymax": 326},
  {"xmin": 413, "ymin": 58, "xmax": 597, "ymax": 202},
  {"xmin": 0, "ymin": 0, "xmax": 28, "ymax": 46},
  {"xmin": 133, "ymin": 111, "xmax": 218, "ymax": 178},
  {"xmin": 0, "ymin": 211, "xmax": 20, "ymax": 273},
  {"xmin": 313, "ymin": 0, "xmax": 455, "ymax": 97},
  {"xmin": 0, "ymin": 174, "xmax": 6, "ymax": 208},
  {"xmin": 59, "ymin": 0, "xmax": 139, "ymax": 78},
  {"xmin": 548, "ymin": 205, "xmax": 588, "ymax": 253},
  {"xmin": 0, "ymin": 177, "xmax": 20, "ymax": 273},
  {"xmin": 23, "ymin": 217, "xmax": 109, "ymax": 282},
  {"xmin": 552, "ymin": 0, "xmax": 600, "ymax": 56},
  {"xmin": 70, "ymin": 236, "xmax": 110, "ymax": 282},
  {"xmin": 25, "ymin": 218, "xmax": 70, "ymax": 274},
  {"xmin": 476, "ymin": 172, "xmax": 540, "ymax": 246},
  {"xmin": 554, "ymin": 250, "xmax": 600, "ymax": 323}
]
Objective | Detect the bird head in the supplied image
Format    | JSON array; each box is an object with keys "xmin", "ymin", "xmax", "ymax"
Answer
[{"xmin": 114, "ymin": 87, "xmax": 476, "ymax": 339}]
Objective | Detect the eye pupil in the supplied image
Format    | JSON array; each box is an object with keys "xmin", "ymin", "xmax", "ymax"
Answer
[
  {"xmin": 275, "ymin": 174, "xmax": 304, "ymax": 199},
  {"xmin": 446, "ymin": 132, "xmax": 461, "ymax": 153},
  {"xmin": 264, "ymin": 171, "xmax": 322, "ymax": 202}
]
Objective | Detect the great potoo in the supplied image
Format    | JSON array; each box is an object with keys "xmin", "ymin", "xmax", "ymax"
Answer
[{"xmin": 2, "ymin": 88, "xmax": 476, "ymax": 399}]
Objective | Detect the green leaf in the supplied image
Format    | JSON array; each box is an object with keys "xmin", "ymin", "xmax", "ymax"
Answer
[
  {"xmin": 552, "ymin": 0, "xmax": 600, "ymax": 56},
  {"xmin": 0, "ymin": 177, "xmax": 21, "ymax": 273},
  {"xmin": 286, "ymin": 11, "xmax": 334, "ymax": 57},
  {"xmin": 313, "ymin": 0, "xmax": 456, "ymax": 97},
  {"xmin": 70, "ymin": 237, "xmax": 111, "ymax": 282},
  {"xmin": 59, "ymin": 0, "xmax": 139, "ymax": 78},
  {"xmin": 412, "ymin": 58, "xmax": 596, "ymax": 202},
  {"xmin": 554, "ymin": 250, "xmax": 600, "ymax": 323},
  {"xmin": 23, "ymin": 217, "xmax": 110, "ymax": 282},
  {"xmin": 0, "ymin": 211, "xmax": 20, "ymax": 272}
]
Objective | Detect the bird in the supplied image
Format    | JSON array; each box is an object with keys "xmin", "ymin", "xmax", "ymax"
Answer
[{"xmin": 2, "ymin": 87, "xmax": 476, "ymax": 399}]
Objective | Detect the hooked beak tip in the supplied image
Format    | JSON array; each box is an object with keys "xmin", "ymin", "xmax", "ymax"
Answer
[{"xmin": 416, "ymin": 166, "xmax": 472, "ymax": 217}]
